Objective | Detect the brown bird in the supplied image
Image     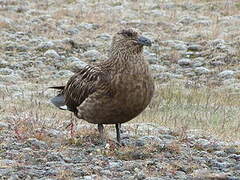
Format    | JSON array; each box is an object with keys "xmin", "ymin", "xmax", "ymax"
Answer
[{"xmin": 50, "ymin": 29, "xmax": 154, "ymax": 143}]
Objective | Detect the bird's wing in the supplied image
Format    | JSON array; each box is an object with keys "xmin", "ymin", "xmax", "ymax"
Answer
[{"xmin": 63, "ymin": 65, "xmax": 110, "ymax": 111}]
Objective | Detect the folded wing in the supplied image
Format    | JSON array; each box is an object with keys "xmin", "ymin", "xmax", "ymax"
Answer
[{"xmin": 50, "ymin": 65, "xmax": 109, "ymax": 113}]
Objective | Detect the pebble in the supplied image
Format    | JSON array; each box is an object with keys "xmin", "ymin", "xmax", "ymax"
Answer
[
  {"xmin": 81, "ymin": 50, "xmax": 103, "ymax": 61},
  {"xmin": 178, "ymin": 58, "xmax": 192, "ymax": 66},
  {"xmin": 44, "ymin": 49, "xmax": 60, "ymax": 59},
  {"xmin": 194, "ymin": 67, "xmax": 211, "ymax": 75},
  {"xmin": 218, "ymin": 70, "xmax": 235, "ymax": 79}
]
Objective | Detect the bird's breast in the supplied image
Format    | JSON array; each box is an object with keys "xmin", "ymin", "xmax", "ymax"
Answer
[{"xmin": 111, "ymin": 64, "xmax": 154, "ymax": 117}]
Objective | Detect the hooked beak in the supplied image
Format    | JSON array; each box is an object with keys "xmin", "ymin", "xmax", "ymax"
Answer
[{"xmin": 137, "ymin": 36, "xmax": 152, "ymax": 46}]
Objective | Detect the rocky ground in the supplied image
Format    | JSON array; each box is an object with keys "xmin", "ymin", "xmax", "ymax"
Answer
[
  {"xmin": 0, "ymin": 123, "xmax": 240, "ymax": 179},
  {"xmin": 0, "ymin": 0, "xmax": 240, "ymax": 179}
]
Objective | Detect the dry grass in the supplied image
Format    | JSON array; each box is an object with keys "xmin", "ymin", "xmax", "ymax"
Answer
[
  {"xmin": 1, "ymin": 80, "xmax": 239, "ymax": 142},
  {"xmin": 135, "ymin": 82, "xmax": 240, "ymax": 141}
]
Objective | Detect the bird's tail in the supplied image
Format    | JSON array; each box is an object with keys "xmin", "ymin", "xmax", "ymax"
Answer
[
  {"xmin": 49, "ymin": 86, "xmax": 68, "ymax": 110},
  {"xmin": 48, "ymin": 86, "xmax": 65, "ymax": 90}
]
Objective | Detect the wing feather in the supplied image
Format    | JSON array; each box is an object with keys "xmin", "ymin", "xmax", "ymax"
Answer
[{"xmin": 63, "ymin": 65, "xmax": 109, "ymax": 112}]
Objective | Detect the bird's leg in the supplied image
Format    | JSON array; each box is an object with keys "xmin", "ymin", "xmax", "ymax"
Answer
[
  {"xmin": 119, "ymin": 123, "xmax": 123, "ymax": 133},
  {"xmin": 98, "ymin": 124, "xmax": 104, "ymax": 137},
  {"xmin": 116, "ymin": 123, "xmax": 121, "ymax": 143},
  {"xmin": 66, "ymin": 118, "xmax": 76, "ymax": 138}
]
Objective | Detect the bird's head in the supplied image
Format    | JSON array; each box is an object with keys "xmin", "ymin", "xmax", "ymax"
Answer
[{"xmin": 110, "ymin": 29, "xmax": 152, "ymax": 55}]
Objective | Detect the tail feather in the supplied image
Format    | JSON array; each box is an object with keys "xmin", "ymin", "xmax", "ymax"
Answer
[
  {"xmin": 49, "ymin": 86, "xmax": 65, "ymax": 90},
  {"xmin": 50, "ymin": 94, "xmax": 67, "ymax": 110}
]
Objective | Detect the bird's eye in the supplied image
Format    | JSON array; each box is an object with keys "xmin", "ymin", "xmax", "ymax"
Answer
[
  {"xmin": 125, "ymin": 31, "xmax": 133, "ymax": 37},
  {"xmin": 121, "ymin": 30, "xmax": 133, "ymax": 37}
]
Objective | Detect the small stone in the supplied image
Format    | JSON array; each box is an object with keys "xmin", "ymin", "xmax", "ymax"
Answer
[
  {"xmin": 67, "ymin": 28, "xmax": 79, "ymax": 35},
  {"xmin": 194, "ymin": 67, "xmax": 211, "ymax": 75},
  {"xmin": 81, "ymin": 50, "xmax": 103, "ymax": 61},
  {"xmin": 77, "ymin": 23, "xmax": 99, "ymax": 30},
  {"xmin": 151, "ymin": 64, "xmax": 167, "ymax": 71},
  {"xmin": 56, "ymin": 70, "xmax": 74, "ymax": 78},
  {"xmin": 0, "ymin": 74, "xmax": 22, "ymax": 82},
  {"xmin": 97, "ymin": 33, "xmax": 111, "ymax": 41},
  {"xmin": 0, "ymin": 68, "xmax": 13, "ymax": 75},
  {"xmin": 0, "ymin": 122, "xmax": 9, "ymax": 129},
  {"xmin": 210, "ymin": 61, "xmax": 225, "ymax": 66},
  {"xmin": 218, "ymin": 70, "xmax": 235, "ymax": 78},
  {"xmin": 224, "ymin": 147, "xmax": 238, "ymax": 154},
  {"xmin": 228, "ymin": 154, "xmax": 240, "ymax": 161},
  {"xmin": 187, "ymin": 44, "xmax": 202, "ymax": 51},
  {"xmin": 178, "ymin": 58, "xmax": 192, "ymax": 66},
  {"xmin": 37, "ymin": 41, "xmax": 55, "ymax": 50},
  {"xmin": 0, "ymin": 59, "xmax": 8, "ymax": 68},
  {"xmin": 213, "ymin": 151, "xmax": 227, "ymax": 157},
  {"xmin": 44, "ymin": 49, "xmax": 60, "ymax": 59},
  {"xmin": 134, "ymin": 172, "xmax": 146, "ymax": 180},
  {"xmin": 145, "ymin": 53, "xmax": 158, "ymax": 64},
  {"xmin": 67, "ymin": 57, "xmax": 88, "ymax": 71}
]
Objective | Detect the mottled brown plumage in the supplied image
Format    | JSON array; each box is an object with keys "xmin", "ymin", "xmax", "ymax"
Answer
[{"xmin": 50, "ymin": 29, "xmax": 154, "ymax": 143}]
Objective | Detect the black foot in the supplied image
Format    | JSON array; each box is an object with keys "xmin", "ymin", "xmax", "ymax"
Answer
[{"xmin": 98, "ymin": 124, "xmax": 104, "ymax": 137}]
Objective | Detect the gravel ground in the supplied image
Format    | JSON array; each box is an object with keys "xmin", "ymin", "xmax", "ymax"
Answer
[{"xmin": 0, "ymin": 123, "xmax": 239, "ymax": 179}]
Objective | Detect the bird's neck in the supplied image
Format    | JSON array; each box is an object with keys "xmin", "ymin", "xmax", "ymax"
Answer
[
  {"xmin": 109, "ymin": 50, "xmax": 143, "ymax": 65},
  {"xmin": 104, "ymin": 49, "xmax": 146, "ymax": 74},
  {"xmin": 109, "ymin": 46, "xmax": 143, "ymax": 62}
]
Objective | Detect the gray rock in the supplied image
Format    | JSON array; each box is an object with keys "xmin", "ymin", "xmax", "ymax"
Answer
[
  {"xmin": 194, "ymin": 67, "xmax": 211, "ymax": 75},
  {"xmin": 37, "ymin": 41, "xmax": 55, "ymax": 50},
  {"xmin": 83, "ymin": 175, "xmax": 98, "ymax": 180},
  {"xmin": 44, "ymin": 49, "xmax": 60, "ymax": 59},
  {"xmin": 25, "ymin": 138, "xmax": 48, "ymax": 149},
  {"xmin": 109, "ymin": 161, "xmax": 123, "ymax": 169},
  {"xmin": 218, "ymin": 70, "xmax": 235, "ymax": 78},
  {"xmin": 145, "ymin": 52, "xmax": 158, "ymax": 64},
  {"xmin": 56, "ymin": 70, "xmax": 74, "ymax": 78},
  {"xmin": 134, "ymin": 172, "xmax": 146, "ymax": 180},
  {"xmin": 214, "ymin": 151, "xmax": 227, "ymax": 157},
  {"xmin": 0, "ymin": 68, "xmax": 13, "ymax": 75},
  {"xmin": 210, "ymin": 39, "xmax": 226, "ymax": 49},
  {"xmin": 210, "ymin": 61, "xmax": 225, "ymax": 66},
  {"xmin": 77, "ymin": 23, "xmax": 99, "ymax": 30},
  {"xmin": 187, "ymin": 44, "xmax": 202, "ymax": 51},
  {"xmin": 0, "ymin": 74, "xmax": 22, "ymax": 82},
  {"xmin": 81, "ymin": 50, "xmax": 103, "ymax": 61},
  {"xmin": 67, "ymin": 27, "xmax": 80, "ymax": 35},
  {"xmin": 97, "ymin": 33, "xmax": 112, "ymax": 41},
  {"xmin": 0, "ymin": 59, "xmax": 9, "ymax": 68},
  {"xmin": 67, "ymin": 57, "xmax": 88, "ymax": 71},
  {"xmin": 0, "ymin": 122, "xmax": 8, "ymax": 129},
  {"xmin": 228, "ymin": 154, "xmax": 240, "ymax": 161},
  {"xmin": 164, "ymin": 40, "xmax": 187, "ymax": 50},
  {"xmin": 178, "ymin": 58, "xmax": 192, "ymax": 66},
  {"xmin": 151, "ymin": 64, "xmax": 167, "ymax": 71}
]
